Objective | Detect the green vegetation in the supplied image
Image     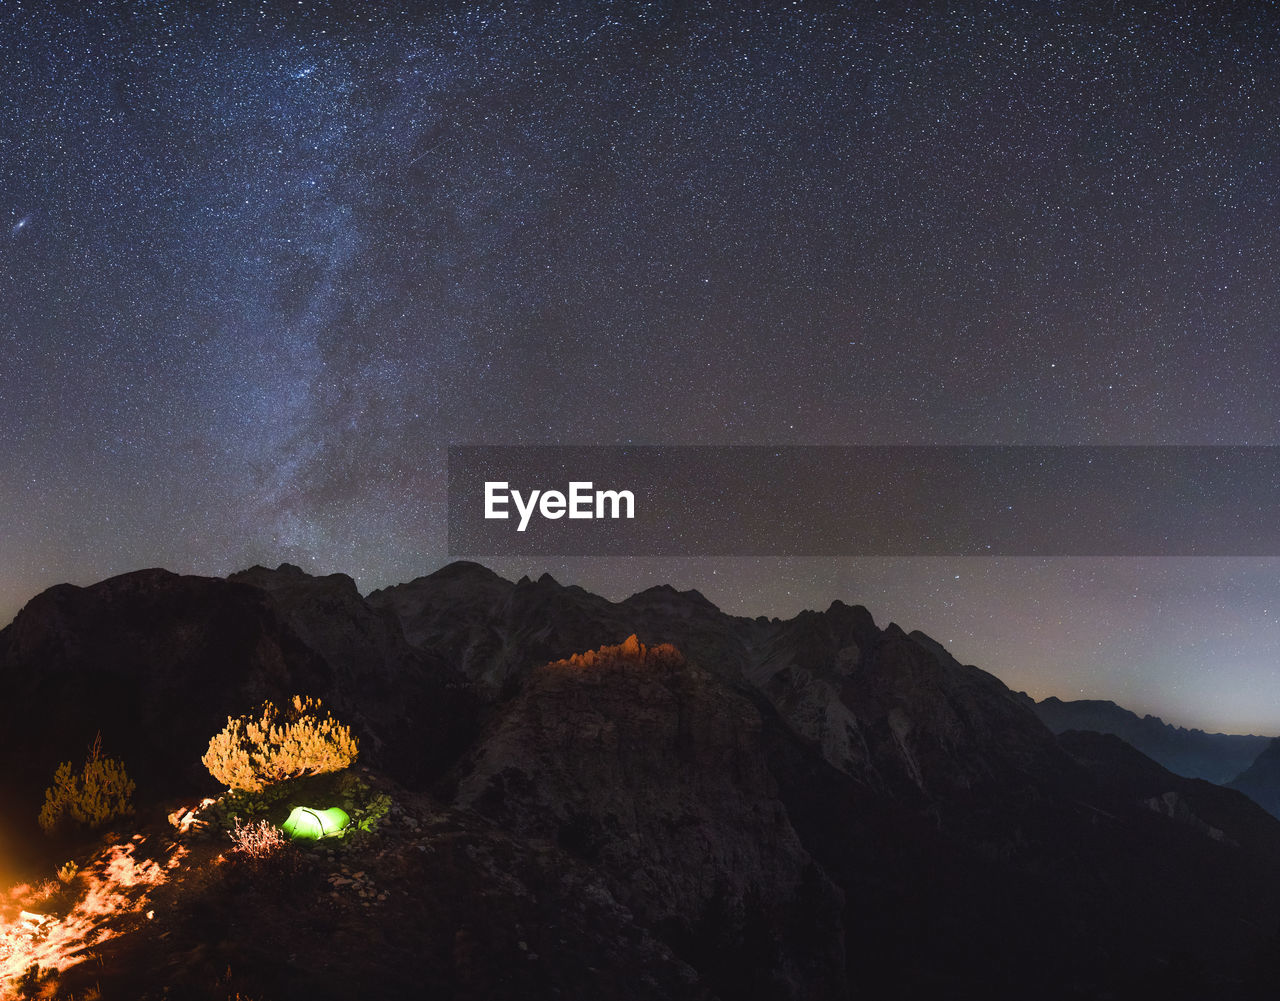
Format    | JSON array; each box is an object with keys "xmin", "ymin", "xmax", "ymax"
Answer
[
  {"xmin": 208, "ymin": 764, "xmax": 392, "ymax": 852},
  {"xmin": 353, "ymin": 791, "xmax": 392, "ymax": 834},
  {"xmin": 38, "ymin": 734, "xmax": 135, "ymax": 836}
]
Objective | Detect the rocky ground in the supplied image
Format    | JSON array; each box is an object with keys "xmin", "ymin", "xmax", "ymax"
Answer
[{"xmin": 2, "ymin": 774, "xmax": 706, "ymax": 1001}]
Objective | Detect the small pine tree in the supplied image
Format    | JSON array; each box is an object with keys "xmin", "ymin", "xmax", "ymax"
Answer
[
  {"xmin": 202, "ymin": 695, "xmax": 359, "ymax": 793},
  {"xmin": 38, "ymin": 734, "xmax": 136, "ymax": 835}
]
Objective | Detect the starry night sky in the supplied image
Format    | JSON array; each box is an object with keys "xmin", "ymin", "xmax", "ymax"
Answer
[{"xmin": 4, "ymin": 2, "xmax": 1280, "ymax": 732}]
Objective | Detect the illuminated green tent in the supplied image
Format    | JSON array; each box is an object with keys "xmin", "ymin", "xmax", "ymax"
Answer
[{"xmin": 281, "ymin": 806, "xmax": 351, "ymax": 841}]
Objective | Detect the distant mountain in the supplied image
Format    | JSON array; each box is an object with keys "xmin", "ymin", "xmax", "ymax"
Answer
[
  {"xmin": 1032, "ymin": 696, "xmax": 1271, "ymax": 783},
  {"xmin": 1229, "ymin": 738, "xmax": 1280, "ymax": 819},
  {"xmin": 6, "ymin": 562, "xmax": 1280, "ymax": 997}
]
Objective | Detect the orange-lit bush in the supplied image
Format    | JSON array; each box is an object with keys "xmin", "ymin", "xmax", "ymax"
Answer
[
  {"xmin": 202, "ymin": 695, "xmax": 358, "ymax": 793},
  {"xmin": 550, "ymin": 634, "xmax": 684, "ymax": 670},
  {"xmin": 38, "ymin": 735, "xmax": 135, "ymax": 836}
]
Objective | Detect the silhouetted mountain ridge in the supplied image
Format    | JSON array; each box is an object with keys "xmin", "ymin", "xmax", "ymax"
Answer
[
  {"xmin": 5, "ymin": 561, "xmax": 1280, "ymax": 998},
  {"xmin": 1033, "ymin": 695, "xmax": 1272, "ymax": 784},
  {"xmin": 1229, "ymin": 738, "xmax": 1280, "ymax": 820}
]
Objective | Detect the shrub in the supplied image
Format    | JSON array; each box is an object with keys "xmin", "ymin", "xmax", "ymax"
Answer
[
  {"xmin": 202, "ymin": 695, "xmax": 358, "ymax": 793},
  {"xmin": 230, "ymin": 817, "xmax": 286, "ymax": 858},
  {"xmin": 20, "ymin": 877, "xmax": 75, "ymax": 917},
  {"xmin": 38, "ymin": 734, "xmax": 135, "ymax": 835},
  {"xmin": 551, "ymin": 634, "xmax": 685, "ymax": 670},
  {"xmin": 353, "ymin": 792, "xmax": 393, "ymax": 834}
]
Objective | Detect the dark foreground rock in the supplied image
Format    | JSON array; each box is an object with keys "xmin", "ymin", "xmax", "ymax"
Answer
[{"xmin": 452, "ymin": 637, "xmax": 846, "ymax": 1001}]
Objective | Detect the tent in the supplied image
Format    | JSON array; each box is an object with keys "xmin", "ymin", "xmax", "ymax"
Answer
[{"xmin": 281, "ymin": 806, "xmax": 351, "ymax": 841}]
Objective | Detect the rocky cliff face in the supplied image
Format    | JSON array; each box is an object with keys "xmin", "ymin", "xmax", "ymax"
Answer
[
  {"xmin": 373, "ymin": 564, "xmax": 1068, "ymax": 817},
  {"xmin": 368, "ymin": 563, "xmax": 637, "ymax": 692},
  {"xmin": 229, "ymin": 564, "xmax": 422, "ymax": 696},
  {"xmin": 452, "ymin": 637, "xmax": 846, "ymax": 1001},
  {"xmin": 743, "ymin": 602, "xmax": 878, "ymax": 779},
  {"xmin": 739, "ymin": 599, "xmax": 1072, "ymax": 813}
]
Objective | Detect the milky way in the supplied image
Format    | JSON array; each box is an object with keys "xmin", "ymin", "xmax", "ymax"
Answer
[{"xmin": 3, "ymin": 3, "xmax": 1280, "ymax": 731}]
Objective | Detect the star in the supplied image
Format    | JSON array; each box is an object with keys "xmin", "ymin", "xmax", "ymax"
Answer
[{"xmin": 0, "ymin": 4, "xmax": 1278, "ymax": 733}]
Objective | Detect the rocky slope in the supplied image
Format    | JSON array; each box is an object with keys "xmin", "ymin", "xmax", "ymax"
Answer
[
  {"xmin": 5, "ymin": 782, "xmax": 708, "ymax": 1001},
  {"xmin": 451, "ymin": 637, "xmax": 845, "ymax": 1001}
]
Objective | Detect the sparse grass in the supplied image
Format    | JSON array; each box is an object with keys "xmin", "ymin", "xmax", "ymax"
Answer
[
  {"xmin": 17, "ymin": 877, "xmax": 77, "ymax": 919},
  {"xmin": 229, "ymin": 819, "xmax": 285, "ymax": 859}
]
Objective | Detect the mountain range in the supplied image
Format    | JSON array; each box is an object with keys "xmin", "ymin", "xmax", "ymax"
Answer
[
  {"xmin": 3, "ymin": 561, "xmax": 1280, "ymax": 998},
  {"xmin": 1031, "ymin": 696, "xmax": 1273, "ymax": 785}
]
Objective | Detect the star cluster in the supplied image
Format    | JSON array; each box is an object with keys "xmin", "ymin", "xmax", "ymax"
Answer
[{"xmin": 3, "ymin": 2, "xmax": 1280, "ymax": 731}]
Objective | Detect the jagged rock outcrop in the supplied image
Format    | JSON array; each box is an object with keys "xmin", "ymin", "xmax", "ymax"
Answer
[
  {"xmin": 368, "ymin": 564, "xmax": 638, "ymax": 692},
  {"xmin": 744, "ymin": 602, "xmax": 1071, "ymax": 808},
  {"xmin": 618, "ymin": 584, "xmax": 753, "ymax": 679},
  {"xmin": 452, "ymin": 637, "xmax": 847, "ymax": 1001},
  {"xmin": 368, "ymin": 564, "xmax": 757, "ymax": 696}
]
